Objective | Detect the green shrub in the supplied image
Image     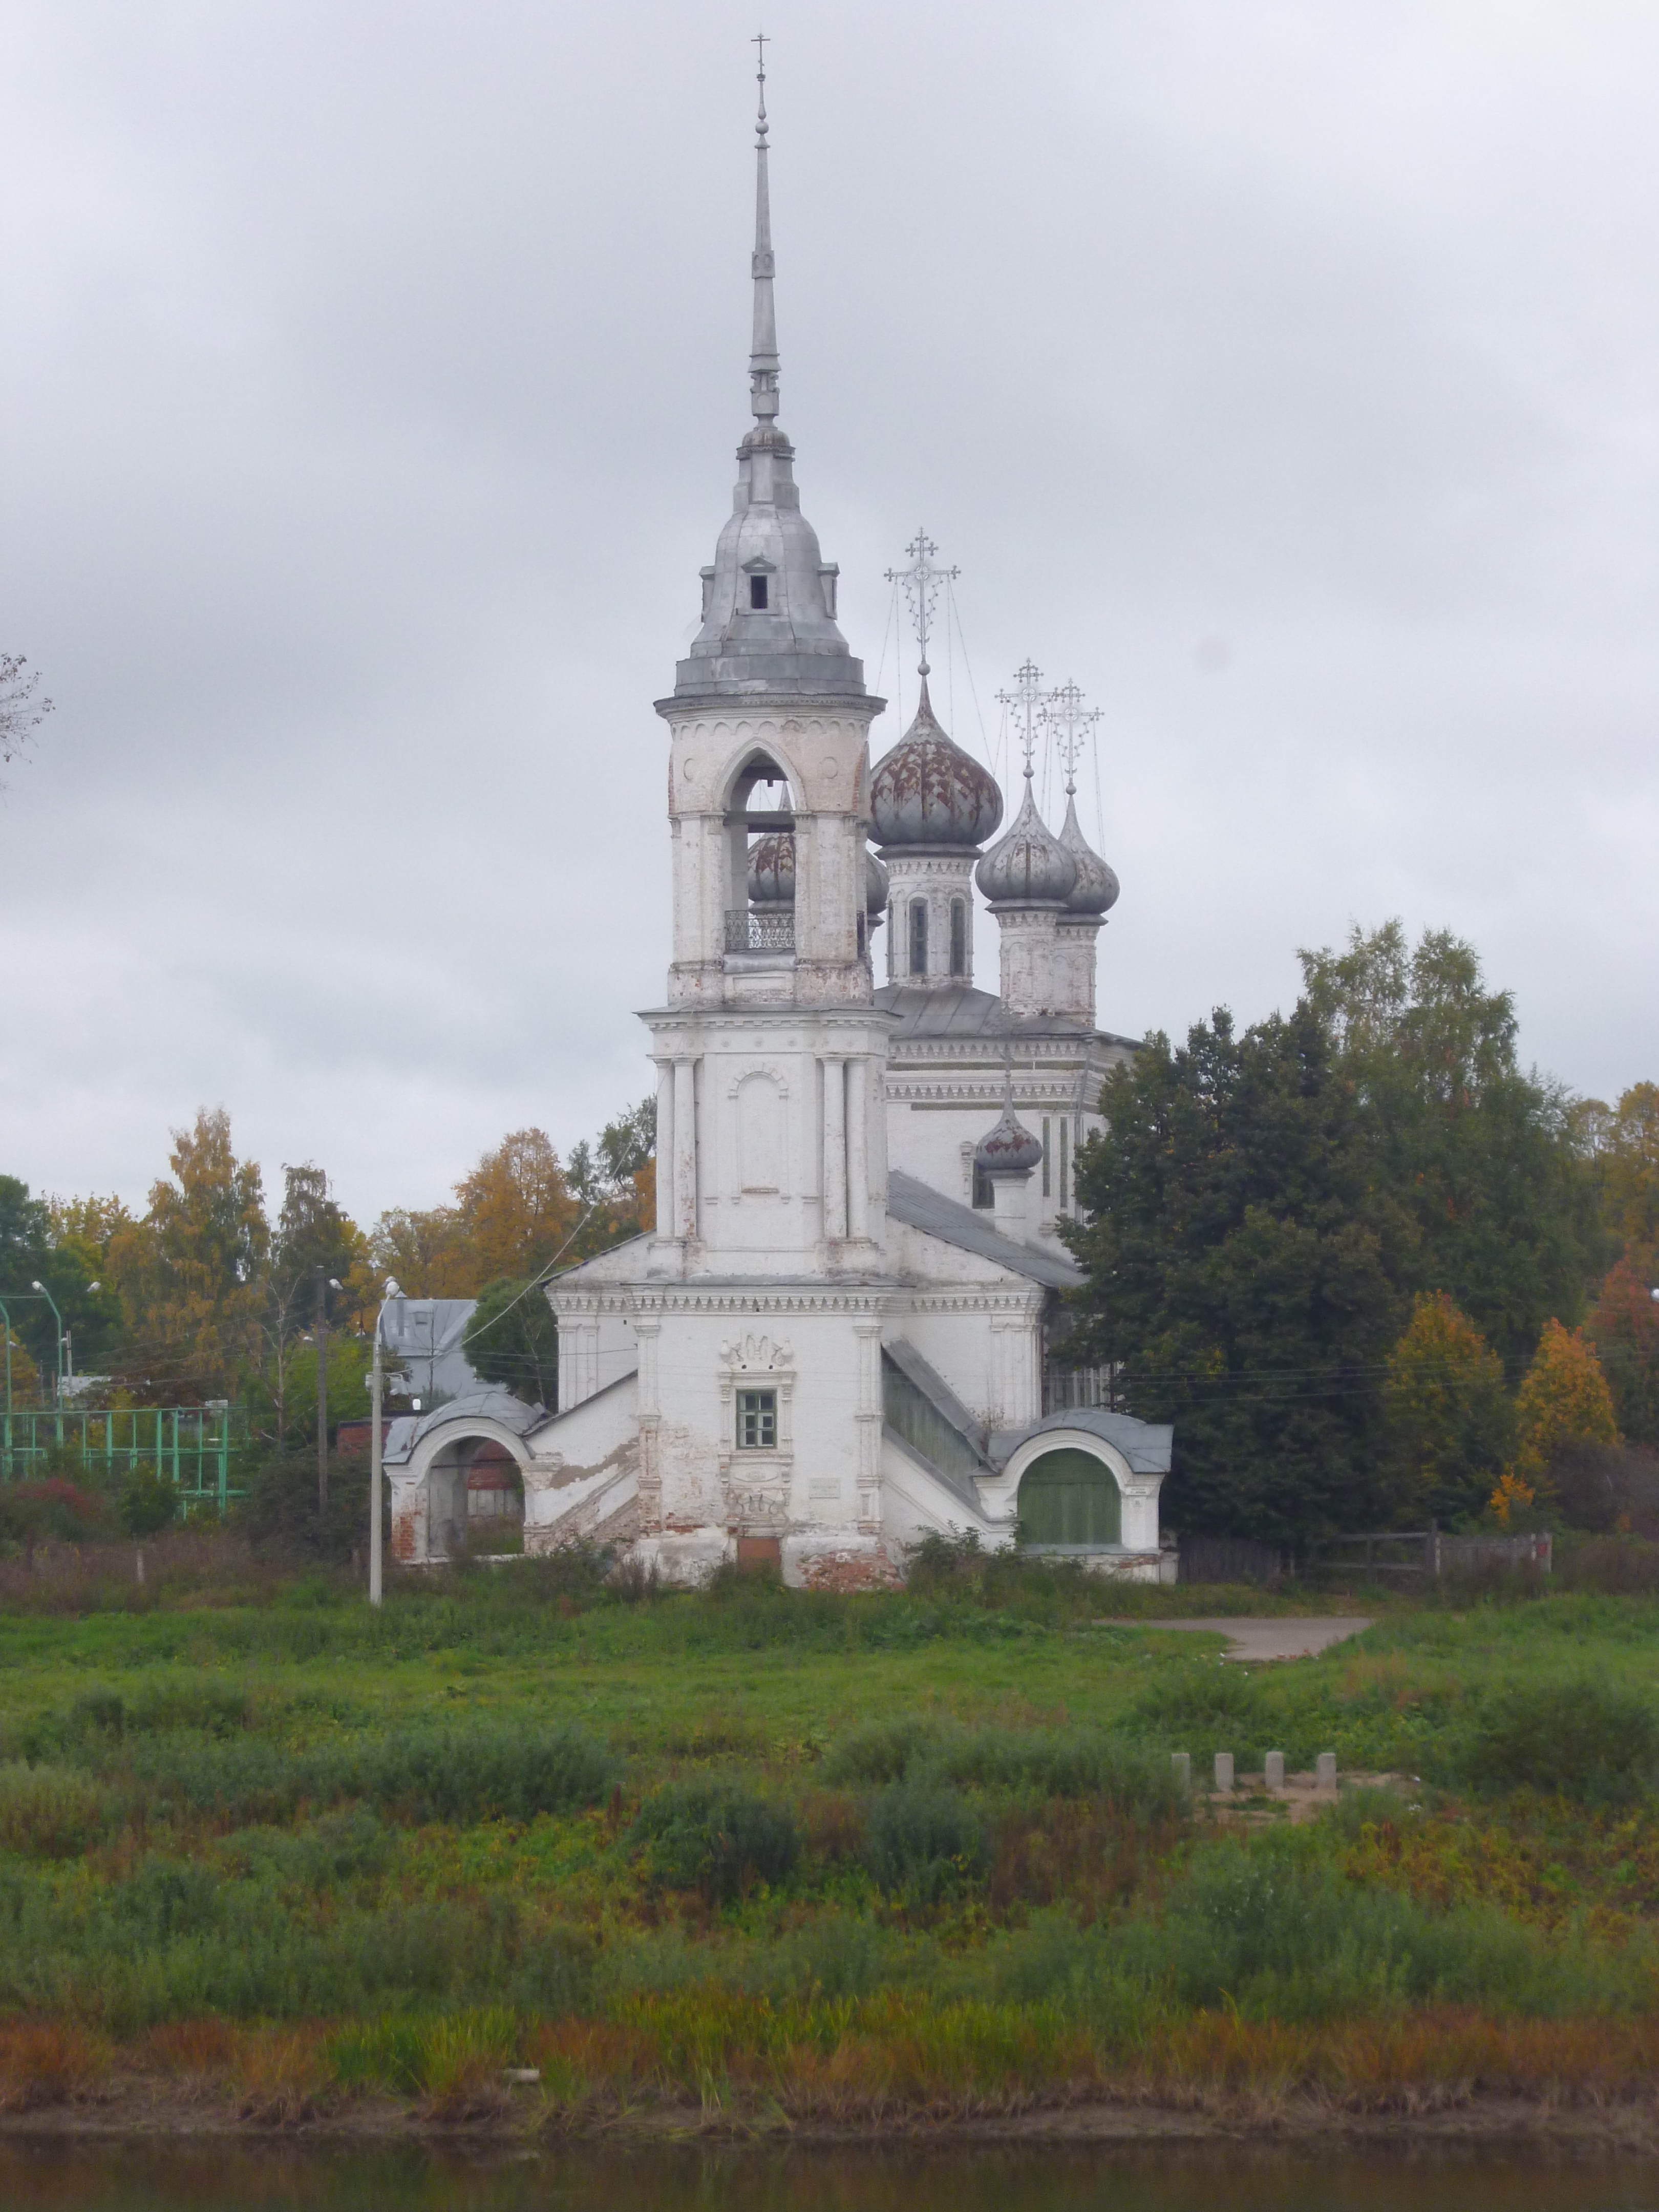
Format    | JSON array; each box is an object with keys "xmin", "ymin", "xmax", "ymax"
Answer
[
  {"xmin": 863, "ymin": 1780, "xmax": 987, "ymax": 1903},
  {"xmin": 118, "ymin": 1469, "xmax": 179, "ymax": 1539},
  {"xmin": 1455, "ymin": 1682, "xmax": 1659, "ymax": 1806},
  {"xmin": 823, "ymin": 1716, "xmax": 944, "ymax": 1786},
  {"xmin": 629, "ymin": 1782, "xmax": 797, "ymax": 1902},
  {"xmin": 0, "ymin": 1763, "xmax": 107, "ymax": 1858},
  {"xmin": 938, "ymin": 1727, "xmax": 1184, "ymax": 1819}
]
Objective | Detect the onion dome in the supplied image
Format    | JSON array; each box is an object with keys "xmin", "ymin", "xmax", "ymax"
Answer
[
  {"xmin": 869, "ymin": 679, "xmax": 1004, "ymax": 850},
  {"xmin": 973, "ymin": 1093, "xmax": 1044, "ymax": 1180},
  {"xmin": 864, "ymin": 848, "xmax": 890, "ymax": 918},
  {"xmin": 1057, "ymin": 794, "xmax": 1119, "ymax": 917},
  {"xmin": 747, "ymin": 831, "xmax": 794, "ymax": 904},
  {"xmin": 974, "ymin": 775, "xmax": 1077, "ymax": 907}
]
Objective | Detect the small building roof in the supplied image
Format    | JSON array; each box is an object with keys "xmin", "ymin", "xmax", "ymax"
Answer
[{"xmin": 988, "ymin": 1406, "xmax": 1174, "ymax": 1476}]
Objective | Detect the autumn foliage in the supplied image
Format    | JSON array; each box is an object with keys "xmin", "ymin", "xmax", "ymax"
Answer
[{"xmin": 1512, "ymin": 1318, "xmax": 1619, "ymax": 1488}]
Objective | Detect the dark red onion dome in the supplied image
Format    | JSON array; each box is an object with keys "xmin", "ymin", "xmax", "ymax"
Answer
[
  {"xmin": 973, "ymin": 1096, "xmax": 1044, "ymax": 1179},
  {"xmin": 1057, "ymin": 795, "xmax": 1119, "ymax": 916},
  {"xmin": 747, "ymin": 831, "xmax": 794, "ymax": 903},
  {"xmin": 869, "ymin": 678, "xmax": 1003, "ymax": 850},
  {"xmin": 974, "ymin": 777, "xmax": 1077, "ymax": 907}
]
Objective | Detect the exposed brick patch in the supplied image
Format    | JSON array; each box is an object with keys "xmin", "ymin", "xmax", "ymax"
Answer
[{"xmin": 797, "ymin": 1549, "xmax": 903, "ymax": 1592}]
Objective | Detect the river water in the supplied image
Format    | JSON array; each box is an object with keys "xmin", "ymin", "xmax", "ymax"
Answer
[{"xmin": 1, "ymin": 2141, "xmax": 1656, "ymax": 2212}]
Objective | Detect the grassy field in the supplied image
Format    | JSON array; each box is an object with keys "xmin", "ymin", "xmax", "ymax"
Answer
[{"xmin": 2, "ymin": 1536, "xmax": 1659, "ymax": 2131}]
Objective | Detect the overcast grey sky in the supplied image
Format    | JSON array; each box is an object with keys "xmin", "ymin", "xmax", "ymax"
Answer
[{"xmin": 3, "ymin": 0, "xmax": 1655, "ymax": 1225}]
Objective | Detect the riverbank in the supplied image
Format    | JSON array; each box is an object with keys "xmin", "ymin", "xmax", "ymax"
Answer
[{"xmin": 5, "ymin": 1539, "xmax": 1659, "ymax": 2146}]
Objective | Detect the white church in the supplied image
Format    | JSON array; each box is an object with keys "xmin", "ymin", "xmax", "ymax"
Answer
[{"xmin": 384, "ymin": 73, "xmax": 1176, "ymax": 1587}]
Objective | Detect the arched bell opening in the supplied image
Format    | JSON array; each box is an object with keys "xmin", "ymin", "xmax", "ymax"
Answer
[
  {"xmin": 1015, "ymin": 1445, "xmax": 1122, "ymax": 1550},
  {"xmin": 722, "ymin": 752, "xmax": 798, "ymax": 957}
]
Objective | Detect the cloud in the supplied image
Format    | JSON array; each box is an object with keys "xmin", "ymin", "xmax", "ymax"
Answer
[{"xmin": 1, "ymin": 0, "xmax": 1655, "ymax": 1220}]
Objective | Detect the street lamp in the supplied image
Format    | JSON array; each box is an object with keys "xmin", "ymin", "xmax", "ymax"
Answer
[
  {"xmin": 29, "ymin": 1281, "xmax": 63, "ymax": 1399},
  {"xmin": 368, "ymin": 1278, "xmax": 404, "ymax": 1607}
]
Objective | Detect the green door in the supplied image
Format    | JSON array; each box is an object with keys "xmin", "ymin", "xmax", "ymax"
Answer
[{"xmin": 1017, "ymin": 1449, "xmax": 1121, "ymax": 1547}]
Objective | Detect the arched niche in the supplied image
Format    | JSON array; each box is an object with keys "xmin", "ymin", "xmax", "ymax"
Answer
[{"xmin": 1016, "ymin": 1447, "xmax": 1122, "ymax": 1548}]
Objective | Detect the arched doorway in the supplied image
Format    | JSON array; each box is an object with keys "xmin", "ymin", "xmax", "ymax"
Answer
[{"xmin": 1016, "ymin": 1447, "xmax": 1122, "ymax": 1548}]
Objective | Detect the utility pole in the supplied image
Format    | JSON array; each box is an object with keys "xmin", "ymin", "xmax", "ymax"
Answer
[
  {"xmin": 315, "ymin": 1266, "xmax": 329, "ymax": 1524},
  {"xmin": 369, "ymin": 1279, "xmax": 402, "ymax": 1607}
]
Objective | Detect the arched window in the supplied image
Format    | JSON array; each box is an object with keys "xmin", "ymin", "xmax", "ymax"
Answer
[
  {"xmin": 1016, "ymin": 1448, "xmax": 1122, "ymax": 1547},
  {"xmin": 886, "ymin": 902, "xmax": 896, "ymax": 980},
  {"xmin": 909, "ymin": 900, "xmax": 928, "ymax": 977},
  {"xmin": 949, "ymin": 898, "xmax": 967, "ymax": 977}
]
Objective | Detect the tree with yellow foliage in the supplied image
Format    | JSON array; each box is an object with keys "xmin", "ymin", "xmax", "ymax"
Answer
[
  {"xmin": 1511, "ymin": 1317, "xmax": 1619, "ymax": 1491},
  {"xmin": 1382, "ymin": 1292, "xmax": 1512, "ymax": 1527},
  {"xmin": 107, "ymin": 1109, "xmax": 269, "ymax": 1399}
]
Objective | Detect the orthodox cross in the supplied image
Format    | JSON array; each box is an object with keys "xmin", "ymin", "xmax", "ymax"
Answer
[
  {"xmin": 1042, "ymin": 678, "xmax": 1102, "ymax": 796},
  {"xmin": 753, "ymin": 29, "xmax": 768, "ymax": 107},
  {"xmin": 995, "ymin": 658, "xmax": 1046, "ymax": 780},
  {"xmin": 884, "ymin": 528, "xmax": 959, "ymax": 677}
]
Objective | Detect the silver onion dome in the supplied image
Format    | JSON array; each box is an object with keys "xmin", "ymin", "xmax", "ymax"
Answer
[
  {"xmin": 747, "ymin": 831, "xmax": 794, "ymax": 904},
  {"xmin": 869, "ymin": 679, "xmax": 1003, "ymax": 850},
  {"xmin": 1057, "ymin": 794, "xmax": 1119, "ymax": 917},
  {"xmin": 974, "ymin": 777, "xmax": 1077, "ymax": 907},
  {"xmin": 973, "ymin": 1095, "xmax": 1044, "ymax": 1179}
]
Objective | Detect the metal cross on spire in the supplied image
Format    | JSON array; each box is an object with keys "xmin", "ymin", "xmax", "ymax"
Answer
[
  {"xmin": 884, "ymin": 528, "xmax": 959, "ymax": 678},
  {"xmin": 995, "ymin": 659, "xmax": 1046, "ymax": 780},
  {"xmin": 753, "ymin": 29, "xmax": 768, "ymax": 127},
  {"xmin": 1042, "ymin": 679, "xmax": 1102, "ymax": 795}
]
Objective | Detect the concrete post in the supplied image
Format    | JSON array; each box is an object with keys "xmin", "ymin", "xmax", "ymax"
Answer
[
  {"xmin": 1171, "ymin": 1752, "xmax": 1190, "ymax": 1789},
  {"xmin": 1265, "ymin": 1750, "xmax": 1285, "ymax": 1792},
  {"xmin": 1316, "ymin": 1752, "xmax": 1337, "ymax": 1792},
  {"xmin": 1214, "ymin": 1752, "xmax": 1234, "ymax": 1792}
]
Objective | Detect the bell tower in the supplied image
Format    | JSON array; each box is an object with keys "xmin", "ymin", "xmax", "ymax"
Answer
[{"xmin": 645, "ymin": 50, "xmax": 892, "ymax": 1279}]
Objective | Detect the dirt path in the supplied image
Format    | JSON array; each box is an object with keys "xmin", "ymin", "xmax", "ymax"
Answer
[{"xmin": 1132, "ymin": 1615, "xmax": 1375, "ymax": 1662}]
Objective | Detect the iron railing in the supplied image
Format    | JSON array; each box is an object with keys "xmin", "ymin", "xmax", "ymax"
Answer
[
  {"xmin": 1041, "ymin": 1362, "xmax": 1117, "ymax": 1414},
  {"xmin": 725, "ymin": 909, "xmax": 795, "ymax": 954},
  {"xmin": 0, "ymin": 1404, "xmax": 247, "ymax": 1514}
]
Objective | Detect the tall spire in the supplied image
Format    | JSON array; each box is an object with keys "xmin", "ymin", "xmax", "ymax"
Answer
[{"xmin": 749, "ymin": 31, "xmax": 779, "ymax": 426}]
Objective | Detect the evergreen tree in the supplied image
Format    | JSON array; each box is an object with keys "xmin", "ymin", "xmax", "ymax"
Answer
[{"xmin": 1065, "ymin": 1004, "xmax": 1406, "ymax": 1547}]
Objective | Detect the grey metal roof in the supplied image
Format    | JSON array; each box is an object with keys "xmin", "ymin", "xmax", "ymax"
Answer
[
  {"xmin": 876, "ymin": 983, "xmax": 1139, "ymax": 1051},
  {"xmin": 882, "ymin": 1336, "xmax": 992, "ymax": 1464},
  {"xmin": 987, "ymin": 1406, "xmax": 1174, "ymax": 1476},
  {"xmin": 382, "ymin": 1386, "xmax": 543, "ymax": 1466},
  {"xmin": 887, "ymin": 1169, "xmax": 1082, "ymax": 1289},
  {"xmin": 378, "ymin": 1298, "xmax": 486, "ymax": 1403}
]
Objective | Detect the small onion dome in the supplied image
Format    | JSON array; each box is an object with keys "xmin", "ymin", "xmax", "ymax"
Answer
[
  {"xmin": 864, "ymin": 848, "xmax": 890, "ymax": 919},
  {"xmin": 747, "ymin": 831, "xmax": 794, "ymax": 904},
  {"xmin": 974, "ymin": 777, "xmax": 1077, "ymax": 907},
  {"xmin": 869, "ymin": 677, "xmax": 1004, "ymax": 850},
  {"xmin": 973, "ymin": 1096, "xmax": 1044, "ymax": 1180},
  {"xmin": 1057, "ymin": 794, "xmax": 1120, "ymax": 917}
]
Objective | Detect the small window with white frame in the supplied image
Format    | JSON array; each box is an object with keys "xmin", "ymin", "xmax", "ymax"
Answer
[{"xmin": 736, "ymin": 1388, "xmax": 778, "ymax": 1450}]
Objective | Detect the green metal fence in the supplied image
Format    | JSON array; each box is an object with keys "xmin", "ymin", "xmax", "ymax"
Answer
[{"xmin": 0, "ymin": 1405, "xmax": 248, "ymax": 1514}]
